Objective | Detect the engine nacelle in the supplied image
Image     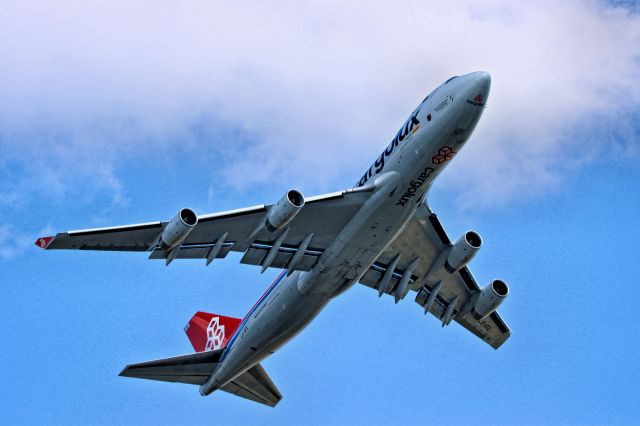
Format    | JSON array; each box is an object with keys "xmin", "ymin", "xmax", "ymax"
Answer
[
  {"xmin": 265, "ymin": 190, "xmax": 305, "ymax": 232},
  {"xmin": 161, "ymin": 208, "xmax": 198, "ymax": 251},
  {"xmin": 445, "ymin": 231, "xmax": 482, "ymax": 272},
  {"xmin": 473, "ymin": 279, "xmax": 509, "ymax": 319}
]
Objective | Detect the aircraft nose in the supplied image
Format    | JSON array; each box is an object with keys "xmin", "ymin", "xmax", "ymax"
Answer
[
  {"xmin": 460, "ymin": 71, "xmax": 491, "ymax": 106},
  {"xmin": 473, "ymin": 71, "xmax": 491, "ymax": 93}
]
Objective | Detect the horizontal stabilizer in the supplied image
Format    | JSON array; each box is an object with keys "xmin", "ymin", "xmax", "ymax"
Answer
[
  {"xmin": 221, "ymin": 363, "xmax": 282, "ymax": 407},
  {"xmin": 119, "ymin": 349, "xmax": 223, "ymax": 385},
  {"xmin": 120, "ymin": 350, "xmax": 282, "ymax": 407}
]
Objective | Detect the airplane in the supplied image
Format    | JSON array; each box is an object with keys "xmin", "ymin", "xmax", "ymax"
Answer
[{"xmin": 36, "ymin": 71, "xmax": 510, "ymax": 407}]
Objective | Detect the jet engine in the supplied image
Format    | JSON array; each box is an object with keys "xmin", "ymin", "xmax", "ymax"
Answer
[
  {"xmin": 445, "ymin": 231, "xmax": 482, "ymax": 272},
  {"xmin": 160, "ymin": 208, "xmax": 198, "ymax": 251},
  {"xmin": 473, "ymin": 279, "xmax": 509, "ymax": 319},
  {"xmin": 265, "ymin": 190, "xmax": 305, "ymax": 232}
]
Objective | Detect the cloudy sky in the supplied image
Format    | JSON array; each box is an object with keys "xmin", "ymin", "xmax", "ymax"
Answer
[{"xmin": 1, "ymin": 1, "xmax": 639, "ymax": 424}]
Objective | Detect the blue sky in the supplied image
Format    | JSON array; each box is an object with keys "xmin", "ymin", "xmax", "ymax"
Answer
[{"xmin": 1, "ymin": 1, "xmax": 639, "ymax": 424}]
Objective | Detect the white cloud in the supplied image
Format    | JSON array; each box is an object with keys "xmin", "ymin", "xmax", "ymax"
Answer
[
  {"xmin": 0, "ymin": 0, "xmax": 638, "ymax": 207},
  {"xmin": 0, "ymin": 224, "xmax": 51, "ymax": 259}
]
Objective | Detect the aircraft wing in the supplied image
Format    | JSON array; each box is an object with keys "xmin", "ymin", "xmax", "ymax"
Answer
[
  {"xmin": 37, "ymin": 188, "xmax": 373, "ymax": 273},
  {"xmin": 359, "ymin": 202, "xmax": 511, "ymax": 349}
]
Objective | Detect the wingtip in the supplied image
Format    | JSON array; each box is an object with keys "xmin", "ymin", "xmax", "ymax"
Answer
[
  {"xmin": 35, "ymin": 236, "xmax": 54, "ymax": 249},
  {"xmin": 118, "ymin": 363, "xmax": 135, "ymax": 377}
]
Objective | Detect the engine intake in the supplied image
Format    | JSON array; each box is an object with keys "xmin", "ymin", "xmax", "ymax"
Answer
[
  {"xmin": 445, "ymin": 231, "xmax": 482, "ymax": 272},
  {"xmin": 473, "ymin": 279, "xmax": 509, "ymax": 319},
  {"xmin": 161, "ymin": 208, "xmax": 198, "ymax": 251},
  {"xmin": 265, "ymin": 190, "xmax": 305, "ymax": 232}
]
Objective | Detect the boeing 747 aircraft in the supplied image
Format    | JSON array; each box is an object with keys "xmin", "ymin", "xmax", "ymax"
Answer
[{"xmin": 37, "ymin": 71, "xmax": 510, "ymax": 407}]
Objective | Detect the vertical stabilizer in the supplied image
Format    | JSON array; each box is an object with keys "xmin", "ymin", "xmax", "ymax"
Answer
[{"xmin": 185, "ymin": 311, "xmax": 242, "ymax": 352}]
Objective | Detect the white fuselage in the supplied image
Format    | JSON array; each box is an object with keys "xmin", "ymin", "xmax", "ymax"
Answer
[{"xmin": 200, "ymin": 71, "xmax": 491, "ymax": 396}]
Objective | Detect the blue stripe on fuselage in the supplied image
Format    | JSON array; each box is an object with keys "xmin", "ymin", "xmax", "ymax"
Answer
[{"xmin": 221, "ymin": 270, "xmax": 288, "ymax": 361}]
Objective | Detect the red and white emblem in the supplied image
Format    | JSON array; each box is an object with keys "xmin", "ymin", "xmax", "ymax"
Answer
[
  {"xmin": 205, "ymin": 317, "xmax": 226, "ymax": 351},
  {"xmin": 432, "ymin": 146, "xmax": 456, "ymax": 164},
  {"xmin": 35, "ymin": 236, "xmax": 53, "ymax": 249}
]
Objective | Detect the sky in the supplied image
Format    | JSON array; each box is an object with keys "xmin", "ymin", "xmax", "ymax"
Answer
[{"xmin": 1, "ymin": 0, "xmax": 639, "ymax": 424}]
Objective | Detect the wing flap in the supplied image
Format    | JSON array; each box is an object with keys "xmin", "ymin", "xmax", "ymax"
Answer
[
  {"xmin": 455, "ymin": 312, "xmax": 511, "ymax": 349},
  {"xmin": 148, "ymin": 244, "xmax": 233, "ymax": 260},
  {"xmin": 240, "ymin": 246, "xmax": 320, "ymax": 271},
  {"xmin": 46, "ymin": 226, "xmax": 162, "ymax": 251}
]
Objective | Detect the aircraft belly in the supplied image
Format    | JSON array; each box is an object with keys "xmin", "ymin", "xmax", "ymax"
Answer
[{"xmin": 211, "ymin": 273, "xmax": 329, "ymax": 388}]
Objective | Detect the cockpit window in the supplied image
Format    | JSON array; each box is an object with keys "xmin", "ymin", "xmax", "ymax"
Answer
[{"xmin": 423, "ymin": 75, "xmax": 458, "ymax": 102}]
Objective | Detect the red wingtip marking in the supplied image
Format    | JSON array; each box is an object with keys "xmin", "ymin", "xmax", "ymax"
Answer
[{"xmin": 35, "ymin": 236, "xmax": 54, "ymax": 249}]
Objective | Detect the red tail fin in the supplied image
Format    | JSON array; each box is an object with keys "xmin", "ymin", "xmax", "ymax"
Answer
[{"xmin": 184, "ymin": 311, "xmax": 242, "ymax": 352}]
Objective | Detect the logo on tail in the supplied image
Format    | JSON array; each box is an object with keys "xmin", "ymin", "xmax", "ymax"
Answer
[
  {"xmin": 205, "ymin": 317, "xmax": 226, "ymax": 351},
  {"xmin": 185, "ymin": 311, "xmax": 242, "ymax": 352}
]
